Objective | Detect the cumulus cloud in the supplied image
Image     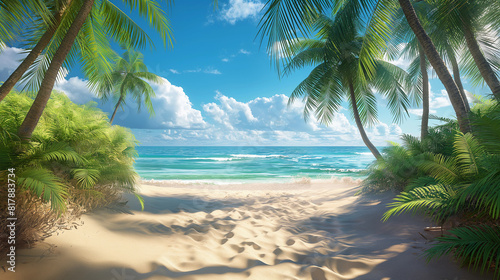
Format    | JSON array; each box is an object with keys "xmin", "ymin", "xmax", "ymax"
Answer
[
  {"xmin": 129, "ymin": 91, "xmax": 405, "ymax": 146},
  {"xmin": 53, "ymin": 75, "xmax": 207, "ymax": 130},
  {"xmin": 220, "ymin": 0, "xmax": 264, "ymax": 24},
  {"xmin": 0, "ymin": 46, "xmax": 27, "ymax": 81},
  {"xmin": 409, "ymin": 84, "xmax": 452, "ymax": 117},
  {"xmin": 239, "ymin": 49, "xmax": 250, "ymax": 55},
  {"xmin": 169, "ymin": 69, "xmax": 180, "ymax": 74},
  {"xmin": 221, "ymin": 58, "xmax": 229, "ymax": 62},
  {"xmin": 128, "ymin": 78, "xmax": 206, "ymax": 129},
  {"xmin": 430, "ymin": 89, "xmax": 452, "ymax": 109},
  {"xmin": 54, "ymin": 76, "xmax": 96, "ymax": 104}
]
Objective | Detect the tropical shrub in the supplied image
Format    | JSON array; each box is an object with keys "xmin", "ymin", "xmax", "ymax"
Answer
[
  {"xmin": 0, "ymin": 91, "xmax": 142, "ymax": 252},
  {"xmin": 382, "ymin": 102, "xmax": 500, "ymax": 278},
  {"xmin": 361, "ymin": 120, "xmax": 457, "ymax": 193}
]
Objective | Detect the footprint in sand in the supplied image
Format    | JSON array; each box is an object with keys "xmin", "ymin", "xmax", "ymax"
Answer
[
  {"xmin": 304, "ymin": 235, "xmax": 321, "ymax": 244},
  {"xmin": 185, "ymin": 228, "xmax": 204, "ymax": 242},
  {"xmin": 310, "ymin": 267, "xmax": 327, "ymax": 280},
  {"xmin": 286, "ymin": 239, "xmax": 295, "ymax": 246},
  {"xmin": 230, "ymin": 244, "xmax": 245, "ymax": 253},
  {"xmin": 241, "ymin": 241, "xmax": 261, "ymax": 250},
  {"xmin": 221, "ymin": 231, "xmax": 234, "ymax": 245}
]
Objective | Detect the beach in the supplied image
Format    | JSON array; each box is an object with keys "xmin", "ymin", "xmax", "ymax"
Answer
[{"xmin": 2, "ymin": 178, "xmax": 492, "ymax": 280}]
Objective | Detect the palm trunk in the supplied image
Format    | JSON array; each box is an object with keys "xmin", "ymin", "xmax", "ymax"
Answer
[
  {"xmin": 348, "ymin": 82, "xmax": 382, "ymax": 160},
  {"xmin": 109, "ymin": 96, "xmax": 124, "ymax": 124},
  {"xmin": 17, "ymin": 0, "xmax": 95, "ymax": 140},
  {"xmin": 398, "ymin": 0, "xmax": 470, "ymax": 133},
  {"xmin": 0, "ymin": 7, "xmax": 66, "ymax": 103},
  {"xmin": 418, "ymin": 44, "xmax": 429, "ymax": 140},
  {"xmin": 463, "ymin": 24, "xmax": 500, "ymax": 100},
  {"xmin": 449, "ymin": 51, "xmax": 470, "ymax": 112}
]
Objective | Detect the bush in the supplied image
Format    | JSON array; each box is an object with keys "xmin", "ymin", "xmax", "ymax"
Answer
[
  {"xmin": 0, "ymin": 91, "xmax": 142, "ymax": 253},
  {"xmin": 381, "ymin": 101, "xmax": 500, "ymax": 278},
  {"xmin": 361, "ymin": 120, "xmax": 457, "ymax": 193}
]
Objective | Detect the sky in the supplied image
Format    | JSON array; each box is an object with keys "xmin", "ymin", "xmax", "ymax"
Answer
[{"xmin": 0, "ymin": 0, "xmax": 492, "ymax": 146}]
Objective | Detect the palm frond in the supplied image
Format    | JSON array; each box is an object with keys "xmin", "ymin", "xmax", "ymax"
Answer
[
  {"xmin": 17, "ymin": 168, "xmax": 67, "ymax": 212},
  {"xmin": 426, "ymin": 225, "xmax": 500, "ymax": 278}
]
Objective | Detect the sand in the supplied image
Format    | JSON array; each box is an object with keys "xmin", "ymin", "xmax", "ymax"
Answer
[{"xmin": 2, "ymin": 178, "xmax": 494, "ymax": 280}]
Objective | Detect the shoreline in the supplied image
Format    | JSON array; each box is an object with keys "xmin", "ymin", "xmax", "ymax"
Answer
[
  {"xmin": 3, "ymin": 181, "xmax": 493, "ymax": 280},
  {"xmin": 137, "ymin": 176, "xmax": 365, "ymax": 188}
]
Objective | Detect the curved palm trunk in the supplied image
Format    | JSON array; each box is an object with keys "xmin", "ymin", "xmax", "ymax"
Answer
[
  {"xmin": 0, "ymin": 7, "xmax": 65, "ymax": 103},
  {"xmin": 18, "ymin": 0, "xmax": 95, "ymax": 140},
  {"xmin": 449, "ymin": 51, "xmax": 470, "ymax": 112},
  {"xmin": 109, "ymin": 96, "xmax": 124, "ymax": 124},
  {"xmin": 418, "ymin": 44, "xmax": 429, "ymax": 140},
  {"xmin": 348, "ymin": 82, "xmax": 382, "ymax": 160},
  {"xmin": 463, "ymin": 24, "xmax": 500, "ymax": 100},
  {"xmin": 398, "ymin": 0, "xmax": 470, "ymax": 133}
]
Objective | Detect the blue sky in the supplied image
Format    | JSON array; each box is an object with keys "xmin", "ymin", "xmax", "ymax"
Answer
[{"xmin": 0, "ymin": 0, "xmax": 491, "ymax": 146}]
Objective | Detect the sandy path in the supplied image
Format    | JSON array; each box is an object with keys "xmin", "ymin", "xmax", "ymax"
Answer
[{"xmin": 2, "ymin": 179, "xmax": 493, "ymax": 279}]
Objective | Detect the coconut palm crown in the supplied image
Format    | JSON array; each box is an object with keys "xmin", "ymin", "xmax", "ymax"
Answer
[
  {"xmin": 283, "ymin": 12, "xmax": 414, "ymax": 159},
  {"xmin": 98, "ymin": 49, "xmax": 163, "ymax": 124}
]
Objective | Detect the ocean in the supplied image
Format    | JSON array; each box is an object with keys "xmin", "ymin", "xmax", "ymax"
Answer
[{"xmin": 134, "ymin": 146, "xmax": 377, "ymax": 184}]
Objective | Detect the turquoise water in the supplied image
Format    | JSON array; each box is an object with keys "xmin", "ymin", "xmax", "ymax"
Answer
[{"xmin": 134, "ymin": 146, "xmax": 377, "ymax": 183}]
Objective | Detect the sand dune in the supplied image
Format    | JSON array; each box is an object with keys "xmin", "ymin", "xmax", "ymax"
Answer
[{"xmin": 3, "ymin": 179, "xmax": 493, "ymax": 280}]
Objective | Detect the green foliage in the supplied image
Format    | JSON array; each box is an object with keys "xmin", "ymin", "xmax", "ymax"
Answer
[
  {"xmin": 379, "ymin": 102, "xmax": 500, "ymax": 278},
  {"xmin": 0, "ymin": 91, "xmax": 140, "ymax": 212},
  {"xmin": 284, "ymin": 12, "xmax": 412, "ymax": 128},
  {"xmin": 426, "ymin": 225, "xmax": 500, "ymax": 278},
  {"xmin": 361, "ymin": 120, "xmax": 457, "ymax": 193},
  {"xmin": 97, "ymin": 48, "xmax": 163, "ymax": 123},
  {"xmin": 17, "ymin": 0, "xmax": 173, "ymax": 94},
  {"xmin": 361, "ymin": 144, "xmax": 424, "ymax": 193}
]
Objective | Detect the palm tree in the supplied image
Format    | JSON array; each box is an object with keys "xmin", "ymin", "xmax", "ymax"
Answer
[
  {"xmin": 433, "ymin": 0, "xmax": 500, "ymax": 100},
  {"xmin": 1, "ymin": 0, "xmax": 174, "ymax": 103},
  {"xmin": 258, "ymin": 0, "xmax": 471, "ymax": 133},
  {"xmin": 99, "ymin": 49, "xmax": 163, "ymax": 124},
  {"xmin": 16, "ymin": 0, "xmax": 173, "ymax": 140},
  {"xmin": 391, "ymin": 1, "xmax": 474, "ymax": 139},
  {"xmin": 99, "ymin": 49, "xmax": 162, "ymax": 124},
  {"xmin": 284, "ymin": 13, "xmax": 412, "ymax": 159},
  {"xmin": 0, "ymin": 0, "xmax": 69, "ymax": 103}
]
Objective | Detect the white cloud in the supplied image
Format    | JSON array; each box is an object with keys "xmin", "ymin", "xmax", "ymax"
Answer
[
  {"xmin": 239, "ymin": 49, "xmax": 250, "ymax": 55},
  {"xmin": 408, "ymin": 108, "xmax": 437, "ymax": 116},
  {"xmin": 53, "ymin": 76, "xmax": 206, "ymax": 130},
  {"xmin": 221, "ymin": 58, "xmax": 229, "ymax": 62},
  {"xmin": 220, "ymin": 0, "xmax": 264, "ymax": 24},
  {"xmin": 54, "ymin": 76, "xmax": 96, "ymax": 104},
  {"xmin": 204, "ymin": 68, "xmax": 222, "ymax": 75},
  {"xmin": 0, "ymin": 46, "xmax": 26, "ymax": 73},
  {"xmin": 430, "ymin": 89, "xmax": 452, "ymax": 109},
  {"xmin": 390, "ymin": 124, "xmax": 403, "ymax": 135},
  {"xmin": 169, "ymin": 69, "xmax": 180, "ymax": 74},
  {"xmin": 144, "ymin": 78, "xmax": 206, "ymax": 129},
  {"xmin": 131, "ymin": 92, "xmax": 404, "ymax": 146},
  {"xmin": 409, "ymin": 84, "xmax": 451, "ymax": 117},
  {"xmin": 0, "ymin": 47, "xmax": 28, "ymax": 82}
]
